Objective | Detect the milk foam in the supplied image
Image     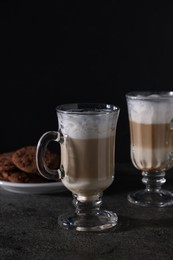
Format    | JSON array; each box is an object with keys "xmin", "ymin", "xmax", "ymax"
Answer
[
  {"xmin": 58, "ymin": 113, "xmax": 117, "ymax": 139},
  {"xmin": 127, "ymin": 94, "xmax": 173, "ymax": 124}
]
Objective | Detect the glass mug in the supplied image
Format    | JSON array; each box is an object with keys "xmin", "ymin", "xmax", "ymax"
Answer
[
  {"xmin": 126, "ymin": 91, "xmax": 173, "ymax": 207},
  {"xmin": 36, "ymin": 103, "xmax": 120, "ymax": 231}
]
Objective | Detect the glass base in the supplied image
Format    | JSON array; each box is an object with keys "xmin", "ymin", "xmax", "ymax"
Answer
[
  {"xmin": 128, "ymin": 189, "xmax": 173, "ymax": 207},
  {"xmin": 58, "ymin": 210, "xmax": 118, "ymax": 232}
]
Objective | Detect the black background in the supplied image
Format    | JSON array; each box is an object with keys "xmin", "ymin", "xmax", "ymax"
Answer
[{"xmin": 1, "ymin": 1, "xmax": 173, "ymax": 162}]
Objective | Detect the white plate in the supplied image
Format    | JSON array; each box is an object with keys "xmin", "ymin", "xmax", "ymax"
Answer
[{"xmin": 0, "ymin": 180, "xmax": 67, "ymax": 194}]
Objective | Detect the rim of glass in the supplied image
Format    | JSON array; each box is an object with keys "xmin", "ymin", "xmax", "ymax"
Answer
[
  {"xmin": 56, "ymin": 103, "xmax": 120, "ymax": 114},
  {"xmin": 126, "ymin": 91, "xmax": 173, "ymax": 100}
]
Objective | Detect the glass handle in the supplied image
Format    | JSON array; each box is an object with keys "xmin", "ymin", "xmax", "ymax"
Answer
[{"xmin": 36, "ymin": 131, "xmax": 65, "ymax": 180}]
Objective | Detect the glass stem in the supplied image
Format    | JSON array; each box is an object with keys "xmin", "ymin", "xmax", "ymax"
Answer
[
  {"xmin": 73, "ymin": 193, "xmax": 102, "ymax": 216},
  {"xmin": 142, "ymin": 171, "xmax": 166, "ymax": 192}
]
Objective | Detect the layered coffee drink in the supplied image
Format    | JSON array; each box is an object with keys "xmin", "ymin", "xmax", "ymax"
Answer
[
  {"xmin": 58, "ymin": 112, "xmax": 116, "ymax": 200},
  {"xmin": 127, "ymin": 94, "xmax": 173, "ymax": 172},
  {"xmin": 36, "ymin": 103, "xmax": 120, "ymax": 231},
  {"xmin": 126, "ymin": 92, "xmax": 173, "ymax": 207}
]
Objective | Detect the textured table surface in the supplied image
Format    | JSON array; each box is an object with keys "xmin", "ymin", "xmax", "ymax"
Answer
[{"xmin": 1, "ymin": 163, "xmax": 173, "ymax": 260}]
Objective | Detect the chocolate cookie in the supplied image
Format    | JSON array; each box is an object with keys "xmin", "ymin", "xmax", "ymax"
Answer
[
  {"xmin": 0, "ymin": 169, "xmax": 56, "ymax": 183},
  {"xmin": 12, "ymin": 146, "xmax": 60, "ymax": 174},
  {"xmin": 44, "ymin": 149, "xmax": 60, "ymax": 170},
  {"xmin": 0, "ymin": 152, "xmax": 17, "ymax": 172},
  {"xmin": 4, "ymin": 170, "xmax": 28, "ymax": 183},
  {"xmin": 11, "ymin": 146, "xmax": 38, "ymax": 174}
]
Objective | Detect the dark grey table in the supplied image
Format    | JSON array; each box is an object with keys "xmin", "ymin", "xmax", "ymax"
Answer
[{"xmin": 1, "ymin": 163, "xmax": 173, "ymax": 260}]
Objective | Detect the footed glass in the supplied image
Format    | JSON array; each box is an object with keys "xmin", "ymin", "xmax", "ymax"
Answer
[
  {"xmin": 36, "ymin": 103, "xmax": 120, "ymax": 231},
  {"xmin": 126, "ymin": 91, "xmax": 173, "ymax": 207}
]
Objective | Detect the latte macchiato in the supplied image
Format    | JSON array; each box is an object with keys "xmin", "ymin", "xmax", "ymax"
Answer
[
  {"xmin": 127, "ymin": 94, "xmax": 173, "ymax": 171},
  {"xmin": 36, "ymin": 103, "xmax": 120, "ymax": 231}
]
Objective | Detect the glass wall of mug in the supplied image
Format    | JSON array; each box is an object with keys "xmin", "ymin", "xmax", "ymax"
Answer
[
  {"xmin": 36, "ymin": 103, "xmax": 120, "ymax": 231},
  {"xmin": 126, "ymin": 91, "xmax": 173, "ymax": 207}
]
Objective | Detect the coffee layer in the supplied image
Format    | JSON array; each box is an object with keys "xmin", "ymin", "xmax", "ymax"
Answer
[
  {"xmin": 129, "ymin": 121, "xmax": 173, "ymax": 171},
  {"xmin": 61, "ymin": 136, "xmax": 115, "ymax": 198}
]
